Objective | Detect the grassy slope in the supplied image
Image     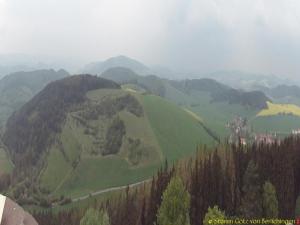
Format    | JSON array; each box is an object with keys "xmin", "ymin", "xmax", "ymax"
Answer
[
  {"xmin": 164, "ymin": 84, "xmax": 257, "ymax": 139},
  {"xmin": 57, "ymin": 156, "xmax": 158, "ymax": 198},
  {"xmin": 40, "ymin": 88, "xmax": 216, "ymax": 198},
  {"xmin": 186, "ymin": 94, "xmax": 300, "ymax": 137},
  {"xmin": 119, "ymin": 110, "xmax": 163, "ymax": 164},
  {"xmin": 58, "ymin": 92, "xmax": 161, "ymax": 198},
  {"xmin": 165, "ymin": 83, "xmax": 300, "ymax": 137},
  {"xmin": 0, "ymin": 147, "xmax": 13, "ymax": 175},
  {"xmin": 183, "ymin": 108, "xmax": 203, "ymax": 122},
  {"xmin": 121, "ymin": 84, "xmax": 146, "ymax": 93},
  {"xmin": 188, "ymin": 97, "xmax": 257, "ymax": 138},
  {"xmin": 251, "ymin": 102, "xmax": 300, "ymax": 135},
  {"xmin": 257, "ymin": 101, "xmax": 300, "ymax": 117},
  {"xmin": 141, "ymin": 94, "xmax": 216, "ymax": 163},
  {"xmin": 40, "ymin": 116, "xmax": 83, "ymax": 191},
  {"xmin": 272, "ymin": 96, "xmax": 300, "ymax": 106},
  {"xmin": 251, "ymin": 115, "xmax": 300, "ymax": 134},
  {"xmin": 39, "ymin": 89, "xmax": 159, "ymax": 198},
  {"xmin": 26, "ymin": 188, "xmax": 120, "ymax": 213}
]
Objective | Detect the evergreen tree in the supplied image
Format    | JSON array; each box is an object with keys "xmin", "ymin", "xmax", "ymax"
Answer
[
  {"xmin": 157, "ymin": 176, "xmax": 190, "ymax": 225},
  {"xmin": 295, "ymin": 196, "xmax": 300, "ymax": 217},
  {"xmin": 211, "ymin": 151, "xmax": 223, "ymax": 205},
  {"xmin": 190, "ymin": 157, "xmax": 202, "ymax": 225},
  {"xmin": 147, "ymin": 165, "xmax": 173, "ymax": 225},
  {"xmin": 139, "ymin": 197, "xmax": 147, "ymax": 225},
  {"xmin": 239, "ymin": 160, "xmax": 262, "ymax": 218},
  {"xmin": 80, "ymin": 208, "xmax": 110, "ymax": 225},
  {"xmin": 262, "ymin": 181, "xmax": 278, "ymax": 218},
  {"xmin": 203, "ymin": 206, "xmax": 226, "ymax": 225}
]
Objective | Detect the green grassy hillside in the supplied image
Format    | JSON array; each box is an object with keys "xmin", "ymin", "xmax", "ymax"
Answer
[
  {"xmin": 141, "ymin": 94, "xmax": 216, "ymax": 162},
  {"xmin": 251, "ymin": 115, "xmax": 300, "ymax": 134},
  {"xmin": 99, "ymin": 67, "xmax": 300, "ymax": 138},
  {"xmin": 257, "ymin": 101, "xmax": 300, "ymax": 117},
  {"xmin": 0, "ymin": 139, "xmax": 13, "ymax": 175},
  {"xmin": 249, "ymin": 102, "xmax": 300, "ymax": 135},
  {"xmin": 101, "ymin": 67, "xmax": 285, "ymax": 139},
  {"xmin": 102, "ymin": 67, "xmax": 166, "ymax": 96},
  {"xmin": 38, "ymin": 88, "xmax": 158, "ymax": 197},
  {"xmin": 0, "ymin": 147, "xmax": 13, "ymax": 175},
  {"xmin": 36, "ymin": 87, "xmax": 216, "ymax": 198},
  {"xmin": 164, "ymin": 88, "xmax": 258, "ymax": 138},
  {"xmin": 164, "ymin": 84, "xmax": 300, "ymax": 139}
]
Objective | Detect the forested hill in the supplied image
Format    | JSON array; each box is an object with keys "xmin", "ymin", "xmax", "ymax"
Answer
[
  {"xmin": 169, "ymin": 78, "xmax": 270, "ymax": 109},
  {"xmin": 101, "ymin": 67, "xmax": 139, "ymax": 84},
  {"xmin": 0, "ymin": 69, "xmax": 69, "ymax": 129},
  {"xmin": 3, "ymin": 75, "xmax": 120, "ymax": 174},
  {"xmin": 83, "ymin": 55, "xmax": 151, "ymax": 75},
  {"xmin": 100, "ymin": 67, "xmax": 270, "ymax": 109},
  {"xmin": 263, "ymin": 84, "xmax": 300, "ymax": 98},
  {"xmin": 0, "ymin": 69, "xmax": 69, "ymax": 93}
]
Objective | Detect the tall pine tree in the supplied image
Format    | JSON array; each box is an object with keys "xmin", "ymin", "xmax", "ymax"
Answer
[
  {"xmin": 239, "ymin": 160, "xmax": 262, "ymax": 218},
  {"xmin": 157, "ymin": 176, "xmax": 190, "ymax": 225},
  {"xmin": 203, "ymin": 205, "xmax": 226, "ymax": 225},
  {"xmin": 80, "ymin": 208, "xmax": 110, "ymax": 225},
  {"xmin": 262, "ymin": 181, "xmax": 278, "ymax": 218}
]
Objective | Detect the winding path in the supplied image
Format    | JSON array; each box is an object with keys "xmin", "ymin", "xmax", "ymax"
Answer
[{"xmin": 72, "ymin": 179, "xmax": 151, "ymax": 202}]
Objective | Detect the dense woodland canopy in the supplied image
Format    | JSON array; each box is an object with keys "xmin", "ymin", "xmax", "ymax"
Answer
[
  {"xmin": 34, "ymin": 135, "xmax": 300, "ymax": 225},
  {"xmin": 169, "ymin": 79, "xmax": 270, "ymax": 109}
]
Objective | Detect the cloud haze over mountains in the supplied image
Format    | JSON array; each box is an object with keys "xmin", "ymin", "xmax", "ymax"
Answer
[{"xmin": 0, "ymin": 0, "xmax": 300, "ymax": 78}]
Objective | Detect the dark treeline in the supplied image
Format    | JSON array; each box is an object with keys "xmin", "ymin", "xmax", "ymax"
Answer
[
  {"xmin": 169, "ymin": 79, "xmax": 269, "ymax": 109},
  {"xmin": 34, "ymin": 136, "xmax": 300, "ymax": 225}
]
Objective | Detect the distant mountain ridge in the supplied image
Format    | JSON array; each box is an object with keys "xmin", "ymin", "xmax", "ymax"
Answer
[
  {"xmin": 83, "ymin": 55, "xmax": 152, "ymax": 75},
  {"xmin": 0, "ymin": 69, "xmax": 69, "ymax": 93},
  {"xmin": 261, "ymin": 85, "xmax": 300, "ymax": 99},
  {"xmin": 101, "ymin": 67, "xmax": 270, "ymax": 109},
  {"xmin": 0, "ymin": 65, "xmax": 36, "ymax": 79},
  {"xmin": 197, "ymin": 70, "xmax": 296, "ymax": 90},
  {"xmin": 242, "ymin": 83, "xmax": 300, "ymax": 106},
  {"xmin": 101, "ymin": 67, "xmax": 139, "ymax": 83},
  {"xmin": 0, "ymin": 69, "xmax": 69, "ymax": 130},
  {"xmin": 101, "ymin": 67, "xmax": 166, "ymax": 97},
  {"xmin": 171, "ymin": 78, "xmax": 270, "ymax": 109}
]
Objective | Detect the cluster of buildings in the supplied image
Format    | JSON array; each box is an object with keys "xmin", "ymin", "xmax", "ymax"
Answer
[
  {"xmin": 292, "ymin": 129, "xmax": 300, "ymax": 135},
  {"xmin": 226, "ymin": 117, "xmax": 300, "ymax": 146},
  {"xmin": 226, "ymin": 116, "xmax": 250, "ymax": 146},
  {"xmin": 254, "ymin": 133, "xmax": 278, "ymax": 145}
]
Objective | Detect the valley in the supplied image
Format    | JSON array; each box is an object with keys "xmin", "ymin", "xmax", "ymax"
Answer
[
  {"xmin": 0, "ymin": 62, "xmax": 300, "ymax": 222},
  {"xmin": 0, "ymin": 74, "xmax": 217, "ymax": 204},
  {"xmin": 2, "ymin": 1, "xmax": 300, "ymax": 223}
]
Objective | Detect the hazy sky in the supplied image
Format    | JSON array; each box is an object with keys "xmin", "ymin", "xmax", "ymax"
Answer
[{"xmin": 0, "ymin": 0, "xmax": 300, "ymax": 77}]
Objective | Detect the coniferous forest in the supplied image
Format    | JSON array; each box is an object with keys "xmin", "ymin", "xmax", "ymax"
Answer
[{"xmin": 34, "ymin": 136, "xmax": 300, "ymax": 225}]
